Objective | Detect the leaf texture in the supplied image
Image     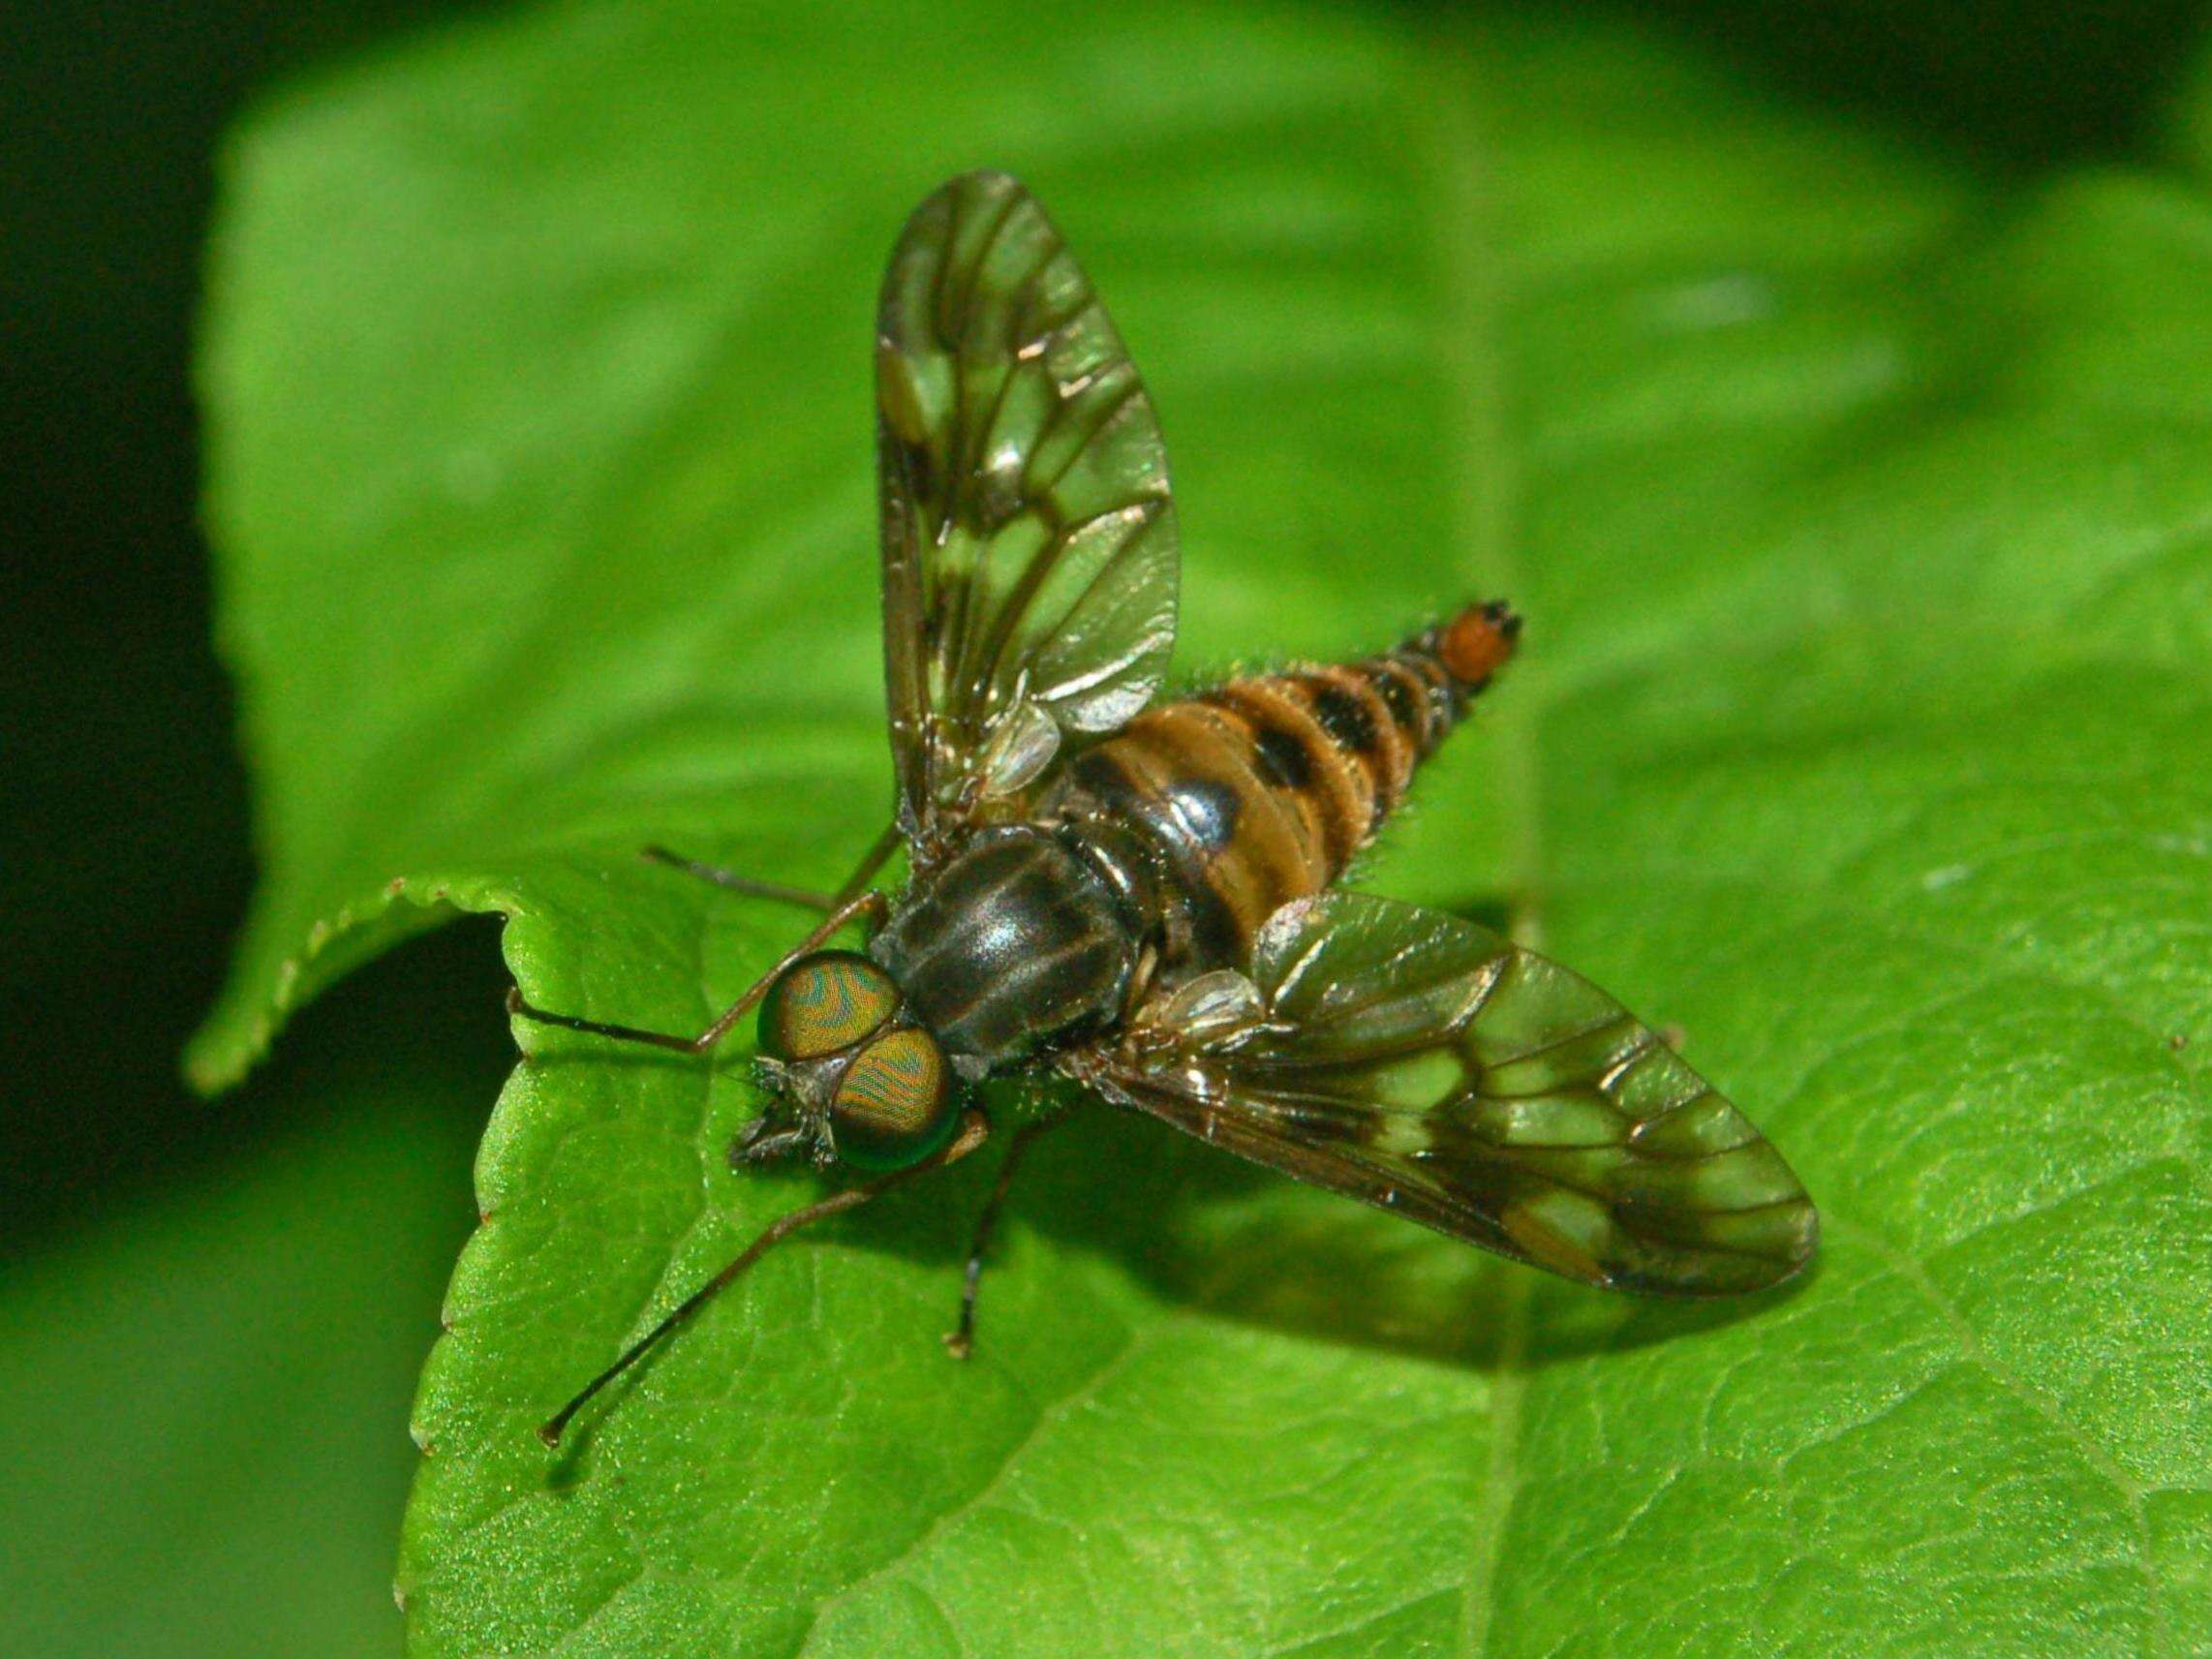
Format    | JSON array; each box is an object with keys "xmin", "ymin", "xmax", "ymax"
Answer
[{"xmin": 191, "ymin": 2, "xmax": 2212, "ymax": 1654}]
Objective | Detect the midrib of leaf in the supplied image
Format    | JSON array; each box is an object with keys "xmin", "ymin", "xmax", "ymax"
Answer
[{"xmin": 1417, "ymin": 34, "xmax": 1534, "ymax": 1659}]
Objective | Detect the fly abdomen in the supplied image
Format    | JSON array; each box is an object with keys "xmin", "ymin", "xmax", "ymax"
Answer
[{"xmin": 1042, "ymin": 601, "xmax": 1520, "ymax": 975}]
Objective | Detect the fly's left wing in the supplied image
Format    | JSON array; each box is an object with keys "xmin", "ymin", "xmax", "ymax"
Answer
[
  {"xmin": 876, "ymin": 170, "xmax": 1179, "ymax": 854},
  {"xmin": 1077, "ymin": 894, "xmax": 1817, "ymax": 1296}
]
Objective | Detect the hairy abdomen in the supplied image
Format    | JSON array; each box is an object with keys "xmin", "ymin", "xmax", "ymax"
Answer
[{"xmin": 1042, "ymin": 602, "xmax": 1518, "ymax": 976}]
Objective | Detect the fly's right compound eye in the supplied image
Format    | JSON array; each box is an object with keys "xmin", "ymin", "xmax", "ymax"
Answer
[
  {"xmin": 829, "ymin": 1026, "xmax": 956, "ymax": 1170},
  {"xmin": 758, "ymin": 951, "xmax": 900, "ymax": 1060}
]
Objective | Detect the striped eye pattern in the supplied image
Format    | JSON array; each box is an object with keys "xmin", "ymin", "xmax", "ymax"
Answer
[
  {"xmin": 758, "ymin": 951, "xmax": 900, "ymax": 1060},
  {"xmin": 831, "ymin": 1027, "xmax": 956, "ymax": 1171}
]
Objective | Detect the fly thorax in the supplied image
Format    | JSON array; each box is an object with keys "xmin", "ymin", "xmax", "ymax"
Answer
[{"xmin": 872, "ymin": 826, "xmax": 1142, "ymax": 1070}]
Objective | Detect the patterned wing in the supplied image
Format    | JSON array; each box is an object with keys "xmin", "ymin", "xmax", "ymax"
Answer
[
  {"xmin": 1081, "ymin": 893, "xmax": 1817, "ymax": 1296},
  {"xmin": 876, "ymin": 170, "xmax": 1179, "ymax": 851}
]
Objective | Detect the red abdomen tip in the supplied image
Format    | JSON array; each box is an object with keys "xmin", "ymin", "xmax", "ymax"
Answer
[{"xmin": 1436, "ymin": 600, "xmax": 1521, "ymax": 685}]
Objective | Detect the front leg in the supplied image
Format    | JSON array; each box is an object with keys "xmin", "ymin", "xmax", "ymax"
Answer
[
  {"xmin": 508, "ymin": 890, "xmax": 887, "ymax": 1054},
  {"xmin": 539, "ymin": 1106, "xmax": 992, "ymax": 1446}
]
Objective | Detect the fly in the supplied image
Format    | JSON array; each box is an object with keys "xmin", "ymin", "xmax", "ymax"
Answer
[{"xmin": 509, "ymin": 170, "xmax": 1818, "ymax": 1445}]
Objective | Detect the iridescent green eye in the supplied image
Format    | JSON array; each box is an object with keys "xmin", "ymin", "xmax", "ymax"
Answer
[
  {"xmin": 831, "ymin": 1027, "xmax": 956, "ymax": 1170},
  {"xmin": 758, "ymin": 951, "xmax": 900, "ymax": 1060}
]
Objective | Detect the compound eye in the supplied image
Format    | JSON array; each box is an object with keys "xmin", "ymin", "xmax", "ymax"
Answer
[
  {"xmin": 758, "ymin": 951, "xmax": 899, "ymax": 1060},
  {"xmin": 830, "ymin": 1027, "xmax": 955, "ymax": 1171}
]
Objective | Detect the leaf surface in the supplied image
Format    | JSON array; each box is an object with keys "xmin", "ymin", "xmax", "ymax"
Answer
[{"xmin": 194, "ymin": 2, "xmax": 2212, "ymax": 1653}]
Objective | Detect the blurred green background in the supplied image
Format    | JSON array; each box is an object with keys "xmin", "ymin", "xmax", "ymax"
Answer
[{"xmin": 6, "ymin": 0, "xmax": 2209, "ymax": 1653}]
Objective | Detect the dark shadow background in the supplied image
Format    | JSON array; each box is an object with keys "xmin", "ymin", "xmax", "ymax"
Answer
[
  {"xmin": 2, "ymin": 0, "xmax": 2206, "ymax": 1647},
  {"xmin": 5, "ymin": 0, "xmax": 506, "ymax": 1252}
]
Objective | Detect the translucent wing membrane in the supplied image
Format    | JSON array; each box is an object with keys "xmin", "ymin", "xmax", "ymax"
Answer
[
  {"xmin": 877, "ymin": 170, "xmax": 1180, "ymax": 847},
  {"xmin": 1093, "ymin": 894, "xmax": 1817, "ymax": 1296}
]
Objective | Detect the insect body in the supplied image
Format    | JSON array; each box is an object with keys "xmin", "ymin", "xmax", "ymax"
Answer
[
  {"xmin": 511, "ymin": 171, "xmax": 1817, "ymax": 1443},
  {"xmin": 874, "ymin": 606, "xmax": 1513, "ymax": 1074}
]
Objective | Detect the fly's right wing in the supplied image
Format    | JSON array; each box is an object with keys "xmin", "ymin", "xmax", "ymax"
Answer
[
  {"xmin": 1077, "ymin": 893, "xmax": 1817, "ymax": 1297},
  {"xmin": 876, "ymin": 170, "xmax": 1180, "ymax": 856}
]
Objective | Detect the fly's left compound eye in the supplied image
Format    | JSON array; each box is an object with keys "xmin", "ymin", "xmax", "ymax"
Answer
[
  {"xmin": 830, "ymin": 1026, "xmax": 956, "ymax": 1170},
  {"xmin": 758, "ymin": 951, "xmax": 900, "ymax": 1060}
]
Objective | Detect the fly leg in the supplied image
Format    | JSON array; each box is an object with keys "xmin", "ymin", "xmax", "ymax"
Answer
[
  {"xmin": 539, "ymin": 1106, "xmax": 991, "ymax": 1445},
  {"xmin": 944, "ymin": 1107, "xmax": 1075, "ymax": 1360},
  {"xmin": 642, "ymin": 846, "xmax": 841, "ymax": 913},
  {"xmin": 507, "ymin": 890, "xmax": 887, "ymax": 1054},
  {"xmin": 643, "ymin": 821, "xmax": 902, "ymax": 916}
]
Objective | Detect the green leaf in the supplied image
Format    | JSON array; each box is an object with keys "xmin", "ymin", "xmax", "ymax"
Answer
[{"xmin": 195, "ymin": 2, "xmax": 2212, "ymax": 1653}]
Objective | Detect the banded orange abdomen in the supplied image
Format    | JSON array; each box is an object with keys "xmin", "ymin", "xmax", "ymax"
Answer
[{"xmin": 1042, "ymin": 601, "xmax": 1520, "ymax": 977}]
